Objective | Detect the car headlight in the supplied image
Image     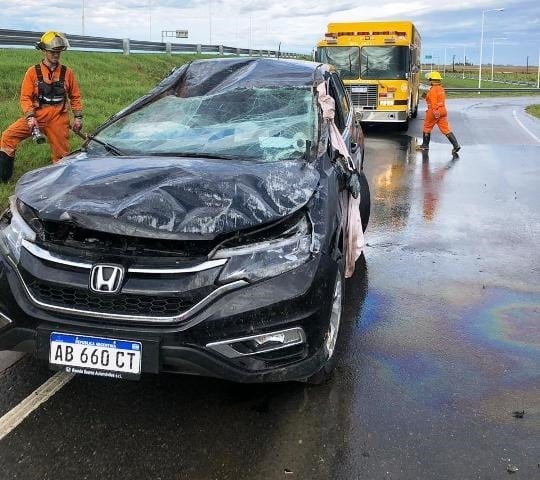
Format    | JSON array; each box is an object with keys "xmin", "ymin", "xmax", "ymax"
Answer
[
  {"xmin": 214, "ymin": 214, "xmax": 312, "ymax": 283},
  {"xmin": 0, "ymin": 197, "xmax": 37, "ymax": 262}
]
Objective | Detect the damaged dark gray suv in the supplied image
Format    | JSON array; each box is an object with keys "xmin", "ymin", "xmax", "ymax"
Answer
[{"xmin": 0, "ymin": 58, "xmax": 369, "ymax": 383}]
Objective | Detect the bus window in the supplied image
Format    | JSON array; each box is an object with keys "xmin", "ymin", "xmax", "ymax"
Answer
[
  {"xmin": 317, "ymin": 47, "xmax": 360, "ymax": 80},
  {"xmin": 361, "ymin": 46, "xmax": 409, "ymax": 80}
]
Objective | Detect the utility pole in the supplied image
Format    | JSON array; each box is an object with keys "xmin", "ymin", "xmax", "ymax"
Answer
[
  {"xmin": 526, "ymin": 55, "xmax": 529, "ymax": 74},
  {"xmin": 452, "ymin": 54, "xmax": 456, "ymax": 72}
]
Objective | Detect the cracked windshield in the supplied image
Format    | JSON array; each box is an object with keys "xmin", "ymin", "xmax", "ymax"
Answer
[
  {"xmin": 318, "ymin": 45, "xmax": 409, "ymax": 80},
  {"xmin": 89, "ymin": 87, "xmax": 315, "ymax": 162}
]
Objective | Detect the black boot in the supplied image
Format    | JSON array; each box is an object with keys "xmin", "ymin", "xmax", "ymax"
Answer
[
  {"xmin": 0, "ymin": 151, "xmax": 14, "ymax": 182},
  {"xmin": 416, "ymin": 132, "xmax": 430, "ymax": 151},
  {"xmin": 446, "ymin": 132, "xmax": 461, "ymax": 155}
]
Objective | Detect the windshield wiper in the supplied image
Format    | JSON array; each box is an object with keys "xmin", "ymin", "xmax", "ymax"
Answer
[{"xmin": 80, "ymin": 133, "xmax": 125, "ymax": 156}]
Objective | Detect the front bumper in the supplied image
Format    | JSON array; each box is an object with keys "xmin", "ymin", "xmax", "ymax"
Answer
[
  {"xmin": 0, "ymin": 251, "xmax": 337, "ymax": 382},
  {"xmin": 357, "ymin": 109, "xmax": 408, "ymax": 123}
]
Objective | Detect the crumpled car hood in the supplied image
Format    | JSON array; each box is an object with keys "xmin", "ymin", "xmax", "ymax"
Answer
[{"xmin": 16, "ymin": 156, "xmax": 320, "ymax": 239}]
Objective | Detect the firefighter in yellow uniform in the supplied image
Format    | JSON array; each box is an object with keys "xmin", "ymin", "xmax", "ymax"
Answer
[
  {"xmin": 0, "ymin": 31, "xmax": 83, "ymax": 182},
  {"xmin": 417, "ymin": 71, "xmax": 460, "ymax": 155}
]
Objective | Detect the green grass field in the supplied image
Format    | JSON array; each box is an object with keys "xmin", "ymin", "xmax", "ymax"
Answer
[
  {"xmin": 0, "ymin": 49, "xmax": 209, "ymax": 208},
  {"xmin": 420, "ymin": 72, "xmax": 540, "ymax": 97}
]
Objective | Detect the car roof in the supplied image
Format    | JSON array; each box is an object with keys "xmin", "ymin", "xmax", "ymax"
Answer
[{"xmin": 174, "ymin": 57, "xmax": 329, "ymax": 94}]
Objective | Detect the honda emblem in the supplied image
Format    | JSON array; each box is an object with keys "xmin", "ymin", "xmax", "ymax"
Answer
[{"xmin": 90, "ymin": 265, "xmax": 124, "ymax": 293}]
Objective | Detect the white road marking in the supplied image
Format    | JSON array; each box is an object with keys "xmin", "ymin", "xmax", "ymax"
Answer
[
  {"xmin": 512, "ymin": 109, "xmax": 540, "ymax": 143},
  {"xmin": 0, "ymin": 371, "xmax": 74, "ymax": 441}
]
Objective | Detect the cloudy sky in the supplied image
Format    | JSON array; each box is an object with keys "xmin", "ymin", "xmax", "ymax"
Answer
[{"xmin": 1, "ymin": 0, "xmax": 539, "ymax": 66}]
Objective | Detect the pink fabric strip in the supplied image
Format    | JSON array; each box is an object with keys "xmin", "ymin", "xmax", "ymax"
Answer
[{"xmin": 316, "ymin": 81, "xmax": 365, "ymax": 278}]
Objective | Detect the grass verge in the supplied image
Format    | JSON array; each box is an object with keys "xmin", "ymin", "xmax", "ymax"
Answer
[{"xmin": 525, "ymin": 104, "xmax": 540, "ymax": 119}]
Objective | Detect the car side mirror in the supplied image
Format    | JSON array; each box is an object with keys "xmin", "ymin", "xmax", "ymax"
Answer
[{"xmin": 353, "ymin": 112, "xmax": 363, "ymax": 126}]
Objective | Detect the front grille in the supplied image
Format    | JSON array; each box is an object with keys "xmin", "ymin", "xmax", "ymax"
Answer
[
  {"xmin": 26, "ymin": 278, "xmax": 214, "ymax": 317},
  {"xmin": 38, "ymin": 221, "xmax": 219, "ymax": 258},
  {"xmin": 345, "ymin": 84, "xmax": 378, "ymax": 109}
]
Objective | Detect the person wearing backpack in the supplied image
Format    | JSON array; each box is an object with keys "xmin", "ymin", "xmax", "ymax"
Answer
[{"xmin": 0, "ymin": 31, "xmax": 83, "ymax": 182}]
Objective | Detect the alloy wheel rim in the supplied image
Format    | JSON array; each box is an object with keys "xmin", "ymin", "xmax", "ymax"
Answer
[{"xmin": 325, "ymin": 274, "xmax": 342, "ymax": 358}]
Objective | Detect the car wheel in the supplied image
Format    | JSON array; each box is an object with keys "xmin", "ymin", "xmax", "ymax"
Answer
[
  {"xmin": 359, "ymin": 171, "xmax": 370, "ymax": 232},
  {"xmin": 304, "ymin": 264, "xmax": 345, "ymax": 385}
]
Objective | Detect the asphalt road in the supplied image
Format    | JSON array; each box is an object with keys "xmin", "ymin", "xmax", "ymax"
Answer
[{"xmin": 1, "ymin": 97, "xmax": 539, "ymax": 480}]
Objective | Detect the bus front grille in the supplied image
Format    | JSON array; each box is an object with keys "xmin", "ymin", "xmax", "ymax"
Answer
[{"xmin": 345, "ymin": 84, "xmax": 378, "ymax": 109}]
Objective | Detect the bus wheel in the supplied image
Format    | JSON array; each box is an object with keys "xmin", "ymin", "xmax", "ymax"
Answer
[{"xmin": 397, "ymin": 119, "xmax": 409, "ymax": 132}]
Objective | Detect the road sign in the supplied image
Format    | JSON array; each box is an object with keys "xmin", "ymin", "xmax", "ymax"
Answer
[
  {"xmin": 176, "ymin": 30, "xmax": 188, "ymax": 38},
  {"xmin": 425, "ymin": 55, "xmax": 432, "ymax": 60}
]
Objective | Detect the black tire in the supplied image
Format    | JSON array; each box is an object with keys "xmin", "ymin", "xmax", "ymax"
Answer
[
  {"xmin": 397, "ymin": 119, "xmax": 409, "ymax": 131},
  {"xmin": 359, "ymin": 170, "xmax": 370, "ymax": 233},
  {"xmin": 304, "ymin": 263, "xmax": 345, "ymax": 385}
]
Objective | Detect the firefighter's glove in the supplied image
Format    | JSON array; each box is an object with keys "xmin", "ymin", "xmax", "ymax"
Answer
[
  {"xmin": 72, "ymin": 116, "xmax": 83, "ymax": 133},
  {"xmin": 433, "ymin": 111, "xmax": 440, "ymax": 120},
  {"xmin": 27, "ymin": 116, "xmax": 38, "ymax": 132},
  {"xmin": 348, "ymin": 171, "xmax": 361, "ymax": 199}
]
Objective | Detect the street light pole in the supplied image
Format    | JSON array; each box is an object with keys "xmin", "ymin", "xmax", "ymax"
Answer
[
  {"xmin": 444, "ymin": 47, "xmax": 447, "ymax": 76},
  {"xmin": 537, "ymin": 50, "xmax": 540, "ymax": 89},
  {"xmin": 491, "ymin": 37, "xmax": 507, "ymax": 82},
  {"xmin": 463, "ymin": 46, "xmax": 466, "ymax": 79},
  {"xmin": 479, "ymin": 8, "xmax": 504, "ymax": 88},
  {"xmin": 81, "ymin": 0, "xmax": 85, "ymax": 36},
  {"xmin": 209, "ymin": 0, "xmax": 213, "ymax": 45},
  {"xmin": 148, "ymin": 0, "xmax": 152, "ymax": 41}
]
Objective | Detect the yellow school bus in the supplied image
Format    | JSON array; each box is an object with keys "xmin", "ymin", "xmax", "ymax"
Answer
[{"xmin": 315, "ymin": 21, "xmax": 422, "ymax": 130}]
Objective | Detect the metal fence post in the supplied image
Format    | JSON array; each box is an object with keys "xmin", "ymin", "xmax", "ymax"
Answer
[
  {"xmin": 166, "ymin": 42, "xmax": 171, "ymax": 54},
  {"xmin": 219, "ymin": 45, "xmax": 224, "ymax": 56},
  {"xmin": 122, "ymin": 38, "xmax": 130, "ymax": 55},
  {"xmin": 197, "ymin": 44, "xmax": 202, "ymax": 54}
]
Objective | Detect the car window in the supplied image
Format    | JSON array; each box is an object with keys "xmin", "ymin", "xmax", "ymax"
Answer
[
  {"xmin": 90, "ymin": 87, "xmax": 316, "ymax": 163},
  {"xmin": 329, "ymin": 74, "xmax": 351, "ymax": 133}
]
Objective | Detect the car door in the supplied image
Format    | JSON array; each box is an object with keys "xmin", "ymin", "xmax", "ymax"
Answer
[
  {"xmin": 329, "ymin": 72, "xmax": 364, "ymax": 171},
  {"xmin": 328, "ymin": 72, "xmax": 370, "ymax": 232}
]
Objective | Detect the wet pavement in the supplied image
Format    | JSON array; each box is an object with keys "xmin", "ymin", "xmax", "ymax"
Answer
[{"xmin": 1, "ymin": 97, "xmax": 539, "ymax": 479}]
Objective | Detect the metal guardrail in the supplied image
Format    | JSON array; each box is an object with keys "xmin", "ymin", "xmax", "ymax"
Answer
[
  {"xmin": 0, "ymin": 28, "xmax": 300, "ymax": 59},
  {"xmin": 445, "ymin": 87, "xmax": 540, "ymax": 93}
]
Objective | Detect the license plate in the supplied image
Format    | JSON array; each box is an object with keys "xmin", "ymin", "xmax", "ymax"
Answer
[
  {"xmin": 352, "ymin": 86, "xmax": 368, "ymax": 93},
  {"xmin": 49, "ymin": 333, "xmax": 142, "ymax": 380}
]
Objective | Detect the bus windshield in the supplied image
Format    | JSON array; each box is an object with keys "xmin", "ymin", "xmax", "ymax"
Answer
[
  {"xmin": 361, "ymin": 46, "xmax": 409, "ymax": 80},
  {"xmin": 316, "ymin": 47, "xmax": 360, "ymax": 80}
]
